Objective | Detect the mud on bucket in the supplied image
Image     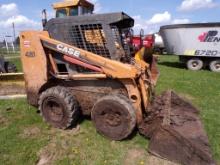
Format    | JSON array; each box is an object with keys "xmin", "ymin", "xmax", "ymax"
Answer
[{"xmin": 139, "ymin": 90, "xmax": 216, "ymax": 165}]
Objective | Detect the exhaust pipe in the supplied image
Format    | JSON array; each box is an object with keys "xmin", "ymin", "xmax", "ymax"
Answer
[{"xmin": 42, "ymin": 9, "xmax": 47, "ymax": 28}]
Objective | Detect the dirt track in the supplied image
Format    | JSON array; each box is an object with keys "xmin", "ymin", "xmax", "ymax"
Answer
[
  {"xmin": 0, "ymin": 72, "xmax": 25, "ymax": 97},
  {"xmin": 0, "ymin": 84, "xmax": 25, "ymax": 96}
]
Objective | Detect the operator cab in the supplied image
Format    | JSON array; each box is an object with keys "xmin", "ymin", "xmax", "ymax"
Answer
[
  {"xmin": 52, "ymin": 0, "xmax": 94, "ymax": 18},
  {"xmin": 45, "ymin": 12, "xmax": 135, "ymax": 73}
]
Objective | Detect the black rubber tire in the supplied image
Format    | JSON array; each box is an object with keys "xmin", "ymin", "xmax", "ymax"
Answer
[
  {"xmin": 91, "ymin": 94, "xmax": 136, "ymax": 141},
  {"xmin": 154, "ymin": 48, "xmax": 162, "ymax": 55},
  {"xmin": 187, "ymin": 58, "xmax": 203, "ymax": 71},
  {"xmin": 5, "ymin": 61, "xmax": 17, "ymax": 73},
  {"xmin": 0, "ymin": 57, "xmax": 6, "ymax": 73},
  {"xmin": 0, "ymin": 64, "xmax": 6, "ymax": 73},
  {"xmin": 38, "ymin": 86, "xmax": 79, "ymax": 129},
  {"xmin": 209, "ymin": 60, "xmax": 220, "ymax": 72}
]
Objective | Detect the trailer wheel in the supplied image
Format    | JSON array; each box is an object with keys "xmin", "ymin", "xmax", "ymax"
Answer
[
  {"xmin": 209, "ymin": 60, "xmax": 220, "ymax": 72},
  {"xmin": 91, "ymin": 94, "xmax": 136, "ymax": 141},
  {"xmin": 38, "ymin": 86, "xmax": 79, "ymax": 129},
  {"xmin": 154, "ymin": 48, "xmax": 162, "ymax": 55},
  {"xmin": 187, "ymin": 58, "xmax": 203, "ymax": 71}
]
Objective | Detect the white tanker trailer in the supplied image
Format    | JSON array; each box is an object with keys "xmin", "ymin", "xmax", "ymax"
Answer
[{"xmin": 160, "ymin": 23, "xmax": 220, "ymax": 72}]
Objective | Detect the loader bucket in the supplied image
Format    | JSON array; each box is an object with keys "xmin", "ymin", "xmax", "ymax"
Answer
[{"xmin": 139, "ymin": 91, "xmax": 215, "ymax": 165}]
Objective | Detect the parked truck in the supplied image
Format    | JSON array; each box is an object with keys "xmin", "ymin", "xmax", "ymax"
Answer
[
  {"xmin": 132, "ymin": 33, "xmax": 165, "ymax": 54},
  {"xmin": 160, "ymin": 23, "xmax": 220, "ymax": 72},
  {"xmin": 153, "ymin": 33, "xmax": 165, "ymax": 54}
]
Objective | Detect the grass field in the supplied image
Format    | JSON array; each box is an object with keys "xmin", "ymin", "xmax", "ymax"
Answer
[
  {"xmin": 9, "ymin": 57, "xmax": 22, "ymax": 72},
  {"xmin": 0, "ymin": 55, "xmax": 220, "ymax": 165}
]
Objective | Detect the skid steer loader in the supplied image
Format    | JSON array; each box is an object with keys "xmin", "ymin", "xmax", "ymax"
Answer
[{"xmin": 20, "ymin": 7, "xmax": 215, "ymax": 165}]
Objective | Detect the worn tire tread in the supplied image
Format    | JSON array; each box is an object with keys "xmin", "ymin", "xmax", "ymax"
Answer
[
  {"xmin": 92, "ymin": 94, "xmax": 136, "ymax": 141},
  {"xmin": 38, "ymin": 86, "xmax": 79, "ymax": 129}
]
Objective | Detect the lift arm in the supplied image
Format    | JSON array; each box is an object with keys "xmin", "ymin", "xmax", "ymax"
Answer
[{"xmin": 39, "ymin": 33, "xmax": 145, "ymax": 79}]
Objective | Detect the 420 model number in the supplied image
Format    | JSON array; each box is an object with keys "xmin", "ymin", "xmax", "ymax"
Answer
[{"xmin": 195, "ymin": 50, "xmax": 219, "ymax": 56}]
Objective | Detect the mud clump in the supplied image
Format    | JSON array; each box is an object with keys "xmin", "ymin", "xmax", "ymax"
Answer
[
  {"xmin": 37, "ymin": 144, "xmax": 56, "ymax": 165},
  {"xmin": 123, "ymin": 148, "xmax": 178, "ymax": 165},
  {"xmin": 36, "ymin": 125, "xmax": 80, "ymax": 165},
  {"xmin": 20, "ymin": 126, "xmax": 41, "ymax": 139},
  {"xmin": 123, "ymin": 148, "xmax": 146, "ymax": 165},
  {"xmin": 146, "ymin": 155, "xmax": 179, "ymax": 165}
]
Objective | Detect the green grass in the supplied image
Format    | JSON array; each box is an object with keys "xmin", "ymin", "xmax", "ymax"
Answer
[
  {"xmin": 0, "ymin": 100, "xmax": 49, "ymax": 165},
  {"xmin": 0, "ymin": 99, "xmax": 147, "ymax": 165},
  {"xmin": 0, "ymin": 48, "xmax": 20, "ymax": 56},
  {"xmin": 0, "ymin": 55, "xmax": 220, "ymax": 164},
  {"xmin": 9, "ymin": 57, "xmax": 22, "ymax": 72}
]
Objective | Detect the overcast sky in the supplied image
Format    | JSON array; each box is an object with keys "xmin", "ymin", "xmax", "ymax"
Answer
[{"xmin": 0, "ymin": 0, "xmax": 220, "ymax": 39}]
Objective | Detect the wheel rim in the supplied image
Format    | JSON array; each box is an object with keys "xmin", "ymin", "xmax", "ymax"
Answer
[
  {"xmin": 214, "ymin": 62, "xmax": 220, "ymax": 70},
  {"xmin": 98, "ymin": 105, "xmax": 125, "ymax": 129},
  {"xmin": 192, "ymin": 61, "xmax": 199, "ymax": 68},
  {"xmin": 92, "ymin": 101, "xmax": 134, "ymax": 140},
  {"xmin": 102, "ymin": 111, "xmax": 122, "ymax": 127},
  {"xmin": 42, "ymin": 97, "xmax": 64, "ymax": 122}
]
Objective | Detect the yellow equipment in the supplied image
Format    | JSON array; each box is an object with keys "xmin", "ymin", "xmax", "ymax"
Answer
[{"xmin": 52, "ymin": 0, "xmax": 94, "ymax": 17}]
